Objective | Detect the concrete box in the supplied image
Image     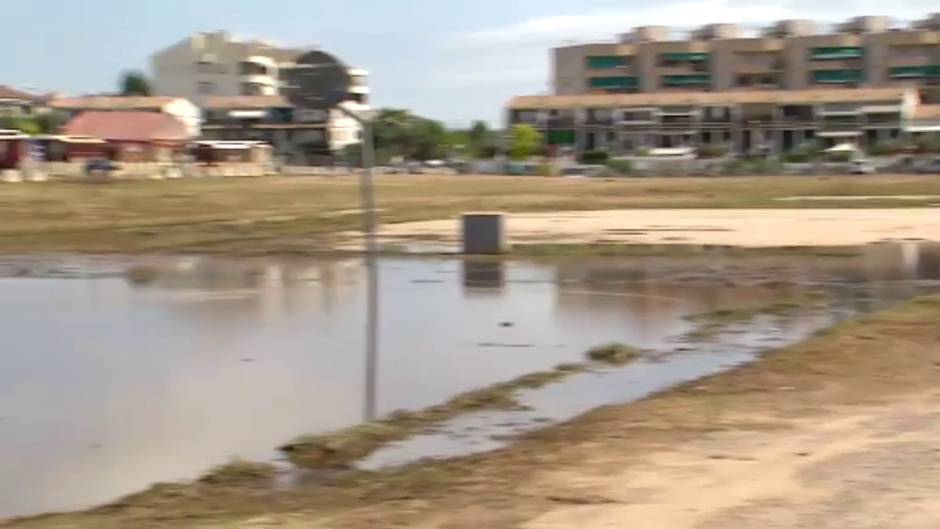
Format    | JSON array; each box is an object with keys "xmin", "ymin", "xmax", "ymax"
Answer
[{"xmin": 462, "ymin": 213, "xmax": 508, "ymax": 255}]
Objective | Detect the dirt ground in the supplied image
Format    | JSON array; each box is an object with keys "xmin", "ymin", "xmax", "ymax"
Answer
[
  {"xmin": 381, "ymin": 208, "xmax": 940, "ymax": 248},
  {"xmin": 3, "ymin": 175, "xmax": 940, "ymax": 254},
  {"xmin": 8, "ymin": 297, "xmax": 940, "ymax": 529}
]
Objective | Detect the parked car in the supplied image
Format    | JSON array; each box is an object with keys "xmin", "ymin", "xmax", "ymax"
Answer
[
  {"xmin": 915, "ymin": 157, "xmax": 940, "ymax": 174},
  {"xmin": 849, "ymin": 159, "xmax": 875, "ymax": 175},
  {"xmin": 83, "ymin": 158, "xmax": 120, "ymax": 175}
]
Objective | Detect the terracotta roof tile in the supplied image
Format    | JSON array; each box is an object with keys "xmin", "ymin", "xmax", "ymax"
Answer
[
  {"xmin": 62, "ymin": 111, "xmax": 190, "ymax": 142},
  {"xmin": 0, "ymin": 85, "xmax": 36, "ymax": 101}
]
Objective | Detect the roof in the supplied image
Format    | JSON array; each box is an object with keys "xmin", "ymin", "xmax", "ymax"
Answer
[
  {"xmin": 913, "ymin": 105, "xmax": 940, "ymax": 121},
  {"xmin": 201, "ymin": 95, "xmax": 289, "ymax": 110},
  {"xmin": 62, "ymin": 111, "xmax": 190, "ymax": 142},
  {"xmin": 49, "ymin": 96, "xmax": 178, "ymax": 111},
  {"xmin": 0, "ymin": 85, "xmax": 36, "ymax": 101},
  {"xmin": 508, "ymin": 88, "xmax": 913, "ymax": 109}
]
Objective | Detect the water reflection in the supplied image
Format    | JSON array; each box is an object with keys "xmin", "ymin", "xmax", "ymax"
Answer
[
  {"xmin": 1, "ymin": 245, "xmax": 939, "ymax": 518},
  {"xmin": 461, "ymin": 260, "xmax": 506, "ymax": 291}
]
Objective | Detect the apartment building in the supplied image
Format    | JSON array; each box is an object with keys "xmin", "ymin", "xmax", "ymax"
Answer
[
  {"xmin": 553, "ymin": 14, "xmax": 940, "ymax": 103},
  {"xmin": 201, "ymin": 95, "xmax": 368, "ymax": 163},
  {"xmin": 150, "ymin": 31, "xmax": 370, "ymax": 154},
  {"xmin": 507, "ymin": 87, "xmax": 918, "ymax": 155}
]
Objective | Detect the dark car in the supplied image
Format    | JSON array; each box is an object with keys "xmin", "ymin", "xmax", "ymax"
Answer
[{"xmin": 83, "ymin": 158, "xmax": 120, "ymax": 175}]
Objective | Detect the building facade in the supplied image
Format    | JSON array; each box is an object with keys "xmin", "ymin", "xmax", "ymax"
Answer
[
  {"xmin": 0, "ymin": 85, "xmax": 39, "ymax": 119},
  {"xmin": 200, "ymin": 95, "xmax": 367, "ymax": 164},
  {"xmin": 508, "ymin": 88, "xmax": 919, "ymax": 155},
  {"xmin": 553, "ymin": 14, "xmax": 940, "ymax": 104},
  {"xmin": 150, "ymin": 31, "xmax": 370, "ymax": 154}
]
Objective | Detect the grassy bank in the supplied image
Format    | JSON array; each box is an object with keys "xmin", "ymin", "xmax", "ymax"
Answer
[
  {"xmin": 7, "ymin": 296, "xmax": 940, "ymax": 528},
  {"xmin": 2, "ymin": 174, "xmax": 940, "ymax": 254}
]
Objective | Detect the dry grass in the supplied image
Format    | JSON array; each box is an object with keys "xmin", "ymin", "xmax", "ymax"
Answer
[
  {"xmin": 2, "ymin": 174, "xmax": 940, "ymax": 254},
  {"xmin": 6, "ymin": 296, "xmax": 940, "ymax": 528},
  {"xmin": 280, "ymin": 361, "xmax": 591, "ymax": 469},
  {"xmin": 586, "ymin": 343, "xmax": 641, "ymax": 364}
]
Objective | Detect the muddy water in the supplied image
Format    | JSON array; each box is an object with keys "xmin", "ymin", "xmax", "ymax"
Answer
[{"xmin": 1, "ymin": 243, "xmax": 939, "ymax": 517}]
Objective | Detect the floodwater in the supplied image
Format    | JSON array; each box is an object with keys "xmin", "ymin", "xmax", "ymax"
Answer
[{"xmin": 2, "ymin": 243, "xmax": 940, "ymax": 518}]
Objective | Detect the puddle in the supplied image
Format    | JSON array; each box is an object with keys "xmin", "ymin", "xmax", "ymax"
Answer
[{"xmin": 1, "ymin": 243, "xmax": 940, "ymax": 517}]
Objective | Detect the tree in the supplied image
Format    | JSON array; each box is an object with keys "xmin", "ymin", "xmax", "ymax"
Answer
[
  {"xmin": 35, "ymin": 111, "xmax": 69, "ymax": 134},
  {"xmin": 370, "ymin": 108, "xmax": 448, "ymax": 161},
  {"xmin": 0, "ymin": 117, "xmax": 41, "ymax": 135},
  {"xmin": 119, "ymin": 70, "xmax": 152, "ymax": 96},
  {"xmin": 466, "ymin": 120, "xmax": 497, "ymax": 159},
  {"xmin": 508, "ymin": 124, "xmax": 542, "ymax": 160}
]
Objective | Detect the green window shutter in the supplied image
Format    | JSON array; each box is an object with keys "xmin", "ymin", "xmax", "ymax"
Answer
[
  {"xmin": 810, "ymin": 47, "xmax": 864, "ymax": 60},
  {"xmin": 811, "ymin": 69, "xmax": 863, "ymax": 84},
  {"xmin": 587, "ymin": 56, "xmax": 628, "ymax": 69},
  {"xmin": 889, "ymin": 65, "xmax": 940, "ymax": 78},
  {"xmin": 661, "ymin": 52, "xmax": 710, "ymax": 62},
  {"xmin": 547, "ymin": 130, "xmax": 576, "ymax": 145},
  {"xmin": 662, "ymin": 74, "xmax": 711, "ymax": 87},
  {"xmin": 588, "ymin": 76, "xmax": 639, "ymax": 89}
]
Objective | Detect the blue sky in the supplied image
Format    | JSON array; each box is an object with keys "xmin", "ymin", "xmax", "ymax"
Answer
[{"xmin": 2, "ymin": 0, "xmax": 936, "ymax": 126}]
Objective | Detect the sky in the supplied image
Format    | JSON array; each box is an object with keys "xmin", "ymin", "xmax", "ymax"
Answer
[{"xmin": 2, "ymin": 0, "xmax": 937, "ymax": 126}]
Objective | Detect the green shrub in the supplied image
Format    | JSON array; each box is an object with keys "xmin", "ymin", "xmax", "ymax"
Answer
[
  {"xmin": 696, "ymin": 145, "xmax": 729, "ymax": 159},
  {"xmin": 586, "ymin": 343, "xmax": 640, "ymax": 365},
  {"xmin": 868, "ymin": 140, "xmax": 908, "ymax": 156},
  {"xmin": 536, "ymin": 163, "xmax": 557, "ymax": 177},
  {"xmin": 605, "ymin": 159, "xmax": 633, "ymax": 175},
  {"xmin": 827, "ymin": 151, "xmax": 852, "ymax": 163},
  {"xmin": 783, "ymin": 142, "xmax": 822, "ymax": 163},
  {"xmin": 915, "ymin": 134, "xmax": 940, "ymax": 154},
  {"xmin": 578, "ymin": 150, "xmax": 609, "ymax": 164}
]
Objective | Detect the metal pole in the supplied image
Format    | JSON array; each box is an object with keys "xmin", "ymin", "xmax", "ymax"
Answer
[{"xmin": 358, "ymin": 117, "xmax": 379, "ymax": 422}]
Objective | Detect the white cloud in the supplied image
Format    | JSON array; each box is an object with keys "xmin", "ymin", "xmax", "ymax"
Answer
[{"xmin": 454, "ymin": 1, "xmax": 789, "ymax": 49}]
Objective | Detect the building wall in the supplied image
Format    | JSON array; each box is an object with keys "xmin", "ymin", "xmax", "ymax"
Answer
[
  {"xmin": 151, "ymin": 31, "xmax": 307, "ymax": 103},
  {"xmin": 553, "ymin": 18, "xmax": 940, "ymax": 96},
  {"xmin": 162, "ymin": 99, "xmax": 203, "ymax": 137}
]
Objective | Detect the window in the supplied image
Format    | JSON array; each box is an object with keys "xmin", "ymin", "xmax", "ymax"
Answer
[
  {"xmin": 810, "ymin": 69, "xmax": 863, "ymax": 84},
  {"xmin": 662, "ymin": 74, "xmax": 711, "ymax": 87},
  {"xmin": 587, "ymin": 56, "xmax": 628, "ymax": 69},
  {"xmin": 659, "ymin": 52, "xmax": 709, "ymax": 67},
  {"xmin": 197, "ymin": 82, "xmax": 215, "ymax": 95},
  {"xmin": 196, "ymin": 61, "xmax": 226, "ymax": 74},
  {"xmin": 889, "ymin": 65, "xmax": 940, "ymax": 79},
  {"xmin": 810, "ymin": 47, "xmax": 864, "ymax": 61},
  {"xmin": 239, "ymin": 62, "xmax": 269, "ymax": 76}
]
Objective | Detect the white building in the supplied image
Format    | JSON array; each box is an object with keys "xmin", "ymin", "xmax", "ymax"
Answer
[{"xmin": 150, "ymin": 31, "xmax": 370, "ymax": 154}]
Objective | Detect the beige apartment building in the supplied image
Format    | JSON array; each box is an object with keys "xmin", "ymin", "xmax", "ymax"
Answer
[
  {"xmin": 553, "ymin": 14, "xmax": 940, "ymax": 104},
  {"xmin": 508, "ymin": 87, "xmax": 925, "ymax": 155}
]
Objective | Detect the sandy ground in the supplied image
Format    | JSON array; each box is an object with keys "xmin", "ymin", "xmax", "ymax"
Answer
[
  {"xmin": 523, "ymin": 395, "xmax": 940, "ymax": 529},
  {"xmin": 380, "ymin": 208, "xmax": 940, "ymax": 248}
]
